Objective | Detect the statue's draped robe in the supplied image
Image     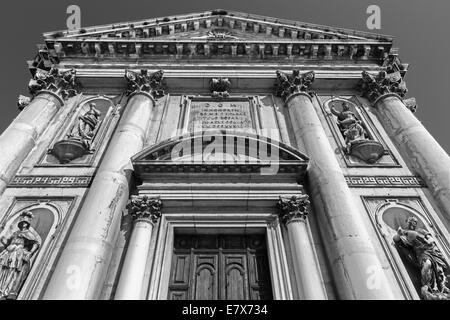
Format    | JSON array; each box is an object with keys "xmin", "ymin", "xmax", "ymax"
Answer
[
  {"xmin": 400, "ymin": 228, "xmax": 448, "ymax": 292},
  {"xmin": 0, "ymin": 230, "xmax": 40, "ymax": 299}
]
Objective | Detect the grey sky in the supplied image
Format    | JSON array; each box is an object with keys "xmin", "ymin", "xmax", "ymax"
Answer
[{"xmin": 1, "ymin": 0, "xmax": 448, "ymax": 152}]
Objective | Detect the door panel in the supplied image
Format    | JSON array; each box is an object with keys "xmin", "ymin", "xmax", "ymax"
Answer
[
  {"xmin": 193, "ymin": 255, "xmax": 218, "ymax": 300},
  {"xmin": 168, "ymin": 234, "xmax": 273, "ymax": 300},
  {"xmin": 224, "ymin": 254, "xmax": 248, "ymax": 300}
]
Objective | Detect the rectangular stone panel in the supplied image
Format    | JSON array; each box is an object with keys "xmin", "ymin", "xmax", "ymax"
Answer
[{"xmin": 187, "ymin": 100, "xmax": 254, "ymax": 132}]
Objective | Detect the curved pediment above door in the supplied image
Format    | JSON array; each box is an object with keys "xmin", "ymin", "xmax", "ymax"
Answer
[{"xmin": 131, "ymin": 131, "xmax": 309, "ymax": 184}]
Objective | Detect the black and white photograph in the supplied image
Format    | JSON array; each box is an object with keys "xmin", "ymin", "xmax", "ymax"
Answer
[{"xmin": 0, "ymin": 0, "xmax": 449, "ymax": 311}]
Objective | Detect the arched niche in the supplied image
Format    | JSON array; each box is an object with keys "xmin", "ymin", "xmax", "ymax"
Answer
[
  {"xmin": 0, "ymin": 203, "xmax": 60, "ymax": 299},
  {"xmin": 323, "ymin": 97, "xmax": 385, "ymax": 163},
  {"xmin": 45, "ymin": 95, "xmax": 119, "ymax": 165},
  {"xmin": 375, "ymin": 201, "xmax": 450, "ymax": 299}
]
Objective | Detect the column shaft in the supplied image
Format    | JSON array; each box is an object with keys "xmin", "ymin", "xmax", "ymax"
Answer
[
  {"xmin": 374, "ymin": 94, "xmax": 450, "ymax": 218},
  {"xmin": 42, "ymin": 93, "xmax": 154, "ymax": 299},
  {"xmin": 287, "ymin": 92, "xmax": 396, "ymax": 299},
  {"xmin": 0, "ymin": 92, "xmax": 62, "ymax": 194},
  {"xmin": 286, "ymin": 220, "xmax": 327, "ymax": 299},
  {"xmin": 115, "ymin": 220, "xmax": 154, "ymax": 300}
]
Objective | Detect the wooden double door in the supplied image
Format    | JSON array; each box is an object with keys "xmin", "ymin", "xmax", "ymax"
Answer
[{"xmin": 168, "ymin": 234, "xmax": 273, "ymax": 300}]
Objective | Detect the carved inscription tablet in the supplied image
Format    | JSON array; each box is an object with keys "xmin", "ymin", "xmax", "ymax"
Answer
[{"xmin": 188, "ymin": 100, "xmax": 253, "ymax": 132}]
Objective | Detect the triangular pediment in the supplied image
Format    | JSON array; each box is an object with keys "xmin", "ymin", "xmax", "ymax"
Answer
[
  {"xmin": 40, "ymin": 10, "xmax": 395, "ymax": 64},
  {"xmin": 45, "ymin": 9, "xmax": 392, "ymax": 42}
]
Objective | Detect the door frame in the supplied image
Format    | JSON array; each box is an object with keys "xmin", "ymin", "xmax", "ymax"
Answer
[{"xmin": 146, "ymin": 212, "xmax": 294, "ymax": 300}]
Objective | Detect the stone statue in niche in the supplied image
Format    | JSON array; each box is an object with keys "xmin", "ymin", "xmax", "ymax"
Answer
[
  {"xmin": 0, "ymin": 211, "xmax": 41, "ymax": 300},
  {"xmin": 49, "ymin": 102, "xmax": 102, "ymax": 163},
  {"xmin": 68, "ymin": 102, "xmax": 102, "ymax": 150},
  {"xmin": 394, "ymin": 216, "xmax": 450, "ymax": 300},
  {"xmin": 329, "ymin": 100, "xmax": 384, "ymax": 164}
]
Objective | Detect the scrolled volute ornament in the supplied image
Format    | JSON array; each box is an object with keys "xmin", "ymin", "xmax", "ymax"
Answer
[
  {"xmin": 277, "ymin": 194, "xmax": 310, "ymax": 224},
  {"xmin": 125, "ymin": 69, "xmax": 165, "ymax": 98},
  {"xmin": 127, "ymin": 196, "xmax": 163, "ymax": 224},
  {"xmin": 27, "ymin": 67, "xmax": 78, "ymax": 100},
  {"xmin": 274, "ymin": 70, "xmax": 315, "ymax": 101}
]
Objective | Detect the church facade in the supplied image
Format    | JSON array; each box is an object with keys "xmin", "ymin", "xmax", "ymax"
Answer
[{"xmin": 0, "ymin": 9, "xmax": 449, "ymax": 300}]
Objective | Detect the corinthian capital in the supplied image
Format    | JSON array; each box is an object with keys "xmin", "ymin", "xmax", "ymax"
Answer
[
  {"xmin": 127, "ymin": 196, "xmax": 163, "ymax": 224},
  {"xmin": 359, "ymin": 70, "xmax": 408, "ymax": 103},
  {"xmin": 273, "ymin": 70, "xmax": 315, "ymax": 101},
  {"xmin": 28, "ymin": 67, "xmax": 78, "ymax": 100},
  {"xmin": 125, "ymin": 69, "xmax": 165, "ymax": 98},
  {"xmin": 277, "ymin": 194, "xmax": 310, "ymax": 224}
]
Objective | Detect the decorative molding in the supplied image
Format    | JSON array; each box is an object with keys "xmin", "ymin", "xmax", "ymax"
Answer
[
  {"xmin": 359, "ymin": 70, "xmax": 407, "ymax": 103},
  {"xmin": 127, "ymin": 196, "xmax": 163, "ymax": 224},
  {"xmin": 277, "ymin": 194, "xmax": 310, "ymax": 224},
  {"xmin": 9, "ymin": 175, "xmax": 93, "ymax": 188},
  {"xmin": 124, "ymin": 69, "xmax": 165, "ymax": 98},
  {"xmin": 273, "ymin": 70, "xmax": 315, "ymax": 101},
  {"xmin": 345, "ymin": 175, "xmax": 426, "ymax": 188},
  {"xmin": 209, "ymin": 77, "xmax": 231, "ymax": 98},
  {"xmin": 27, "ymin": 67, "xmax": 78, "ymax": 100}
]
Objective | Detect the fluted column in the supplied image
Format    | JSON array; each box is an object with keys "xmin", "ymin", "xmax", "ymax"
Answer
[
  {"xmin": 115, "ymin": 196, "xmax": 162, "ymax": 300},
  {"xmin": 361, "ymin": 71, "xmax": 450, "ymax": 220},
  {"xmin": 0, "ymin": 68, "xmax": 78, "ymax": 195},
  {"xmin": 275, "ymin": 70, "xmax": 396, "ymax": 299},
  {"xmin": 277, "ymin": 195, "xmax": 327, "ymax": 300},
  {"xmin": 43, "ymin": 70, "xmax": 164, "ymax": 300}
]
